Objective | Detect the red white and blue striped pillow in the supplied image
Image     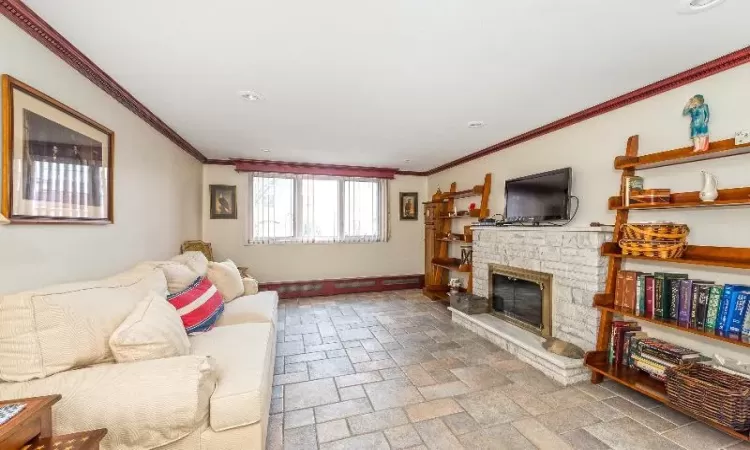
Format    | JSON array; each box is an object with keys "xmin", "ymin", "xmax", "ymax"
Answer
[{"xmin": 167, "ymin": 276, "xmax": 224, "ymax": 334}]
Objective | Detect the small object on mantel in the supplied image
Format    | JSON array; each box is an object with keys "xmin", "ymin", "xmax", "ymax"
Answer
[
  {"xmin": 683, "ymin": 94, "xmax": 710, "ymax": 152},
  {"xmin": 543, "ymin": 337, "xmax": 585, "ymax": 359},
  {"xmin": 449, "ymin": 292, "xmax": 490, "ymax": 315},
  {"xmin": 699, "ymin": 171, "xmax": 719, "ymax": 202}
]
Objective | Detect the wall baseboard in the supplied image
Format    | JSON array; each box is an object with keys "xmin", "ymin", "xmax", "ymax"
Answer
[{"xmin": 260, "ymin": 274, "xmax": 425, "ymax": 299}]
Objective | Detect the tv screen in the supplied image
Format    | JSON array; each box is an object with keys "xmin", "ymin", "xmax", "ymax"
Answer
[{"xmin": 504, "ymin": 168, "xmax": 572, "ymax": 223}]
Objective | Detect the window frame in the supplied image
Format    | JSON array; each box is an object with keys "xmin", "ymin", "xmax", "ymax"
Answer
[{"xmin": 247, "ymin": 173, "xmax": 386, "ymax": 245}]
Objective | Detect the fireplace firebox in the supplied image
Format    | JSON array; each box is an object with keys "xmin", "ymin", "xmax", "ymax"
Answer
[{"xmin": 489, "ymin": 264, "xmax": 552, "ymax": 337}]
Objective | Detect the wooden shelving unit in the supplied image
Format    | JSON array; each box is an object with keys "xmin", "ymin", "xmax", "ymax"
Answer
[
  {"xmin": 586, "ymin": 135, "xmax": 750, "ymax": 442},
  {"xmin": 423, "ymin": 174, "xmax": 491, "ymax": 302}
]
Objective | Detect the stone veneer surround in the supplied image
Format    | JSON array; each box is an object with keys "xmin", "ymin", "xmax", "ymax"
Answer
[
  {"xmin": 472, "ymin": 226, "xmax": 613, "ymax": 350},
  {"xmin": 450, "ymin": 226, "xmax": 613, "ymax": 385}
]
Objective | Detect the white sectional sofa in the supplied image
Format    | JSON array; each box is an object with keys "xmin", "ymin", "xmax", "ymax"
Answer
[{"xmin": 0, "ymin": 254, "xmax": 278, "ymax": 450}]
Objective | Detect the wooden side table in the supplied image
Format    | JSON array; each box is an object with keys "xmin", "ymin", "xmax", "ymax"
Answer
[{"xmin": 0, "ymin": 396, "xmax": 106, "ymax": 450}]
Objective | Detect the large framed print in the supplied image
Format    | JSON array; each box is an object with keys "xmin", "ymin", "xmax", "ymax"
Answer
[{"xmin": 2, "ymin": 75, "xmax": 114, "ymax": 224}]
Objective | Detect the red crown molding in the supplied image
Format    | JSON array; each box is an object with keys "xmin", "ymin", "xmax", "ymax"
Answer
[
  {"xmin": 424, "ymin": 46, "xmax": 750, "ymax": 176},
  {"xmin": 207, "ymin": 157, "xmax": 422, "ymax": 177},
  {"xmin": 1, "ymin": 0, "xmax": 206, "ymax": 162},
  {"xmin": 232, "ymin": 158, "xmax": 399, "ymax": 179}
]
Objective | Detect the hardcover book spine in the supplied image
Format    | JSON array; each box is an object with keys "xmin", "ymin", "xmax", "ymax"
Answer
[
  {"xmin": 645, "ymin": 277, "xmax": 655, "ymax": 318},
  {"xmin": 623, "ymin": 272, "xmax": 637, "ymax": 312},
  {"xmin": 728, "ymin": 292, "xmax": 750, "ymax": 339},
  {"xmin": 705, "ymin": 285, "xmax": 723, "ymax": 332},
  {"xmin": 742, "ymin": 307, "xmax": 750, "ymax": 343},
  {"xmin": 717, "ymin": 285, "xmax": 736, "ymax": 336},
  {"xmin": 690, "ymin": 283, "xmax": 701, "ymax": 329},
  {"xmin": 678, "ymin": 280, "xmax": 693, "ymax": 326},
  {"xmin": 615, "ymin": 272, "xmax": 626, "ymax": 309},
  {"xmin": 636, "ymin": 274, "xmax": 647, "ymax": 316},
  {"xmin": 654, "ymin": 275, "xmax": 664, "ymax": 319},
  {"xmin": 696, "ymin": 285, "xmax": 711, "ymax": 331},
  {"xmin": 669, "ymin": 280, "xmax": 681, "ymax": 321}
]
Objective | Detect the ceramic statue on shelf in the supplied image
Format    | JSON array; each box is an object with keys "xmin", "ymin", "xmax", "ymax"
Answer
[
  {"xmin": 448, "ymin": 278, "xmax": 462, "ymax": 294},
  {"xmin": 683, "ymin": 94, "xmax": 710, "ymax": 152},
  {"xmin": 699, "ymin": 171, "xmax": 719, "ymax": 202}
]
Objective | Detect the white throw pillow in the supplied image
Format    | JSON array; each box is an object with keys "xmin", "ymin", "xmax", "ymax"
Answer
[
  {"xmin": 171, "ymin": 251, "xmax": 209, "ymax": 277},
  {"xmin": 160, "ymin": 262, "xmax": 199, "ymax": 294},
  {"xmin": 242, "ymin": 277, "xmax": 259, "ymax": 296},
  {"xmin": 206, "ymin": 260, "xmax": 244, "ymax": 302},
  {"xmin": 109, "ymin": 292, "xmax": 191, "ymax": 363}
]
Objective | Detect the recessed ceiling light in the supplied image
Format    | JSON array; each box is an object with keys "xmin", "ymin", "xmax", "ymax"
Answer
[
  {"xmin": 677, "ymin": 0, "xmax": 726, "ymax": 13},
  {"xmin": 238, "ymin": 90, "xmax": 263, "ymax": 101},
  {"xmin": 261, "ymin": 148, "xmax": 271, "ymax": 153},
  {"xmin": 467, "ymin": 121, "xmax": 485, "ymax": 129}
]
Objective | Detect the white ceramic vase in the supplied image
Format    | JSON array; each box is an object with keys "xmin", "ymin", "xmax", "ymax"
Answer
[{"xmin": 699, "ymin": 171, "xmax": 719, "ymax": 202}]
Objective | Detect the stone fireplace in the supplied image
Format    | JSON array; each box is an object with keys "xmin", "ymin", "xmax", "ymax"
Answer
[
  {"xmin": 448, "ymin": 226, "xmax": 613, "ymax": 385},
  {"xmin": 489, "ymin": 264, "xmax": 552, "ymax": 338}
]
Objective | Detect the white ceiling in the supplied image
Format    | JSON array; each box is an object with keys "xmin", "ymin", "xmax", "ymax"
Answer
[{"xmin": 24, "ymin": 0, "xmax": 750, "ymax": 171}]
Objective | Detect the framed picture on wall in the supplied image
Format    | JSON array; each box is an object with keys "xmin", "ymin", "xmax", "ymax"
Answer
[
  {"xmin": 2, "ymin": 75, "xmax": 115, "ymax": 224},
  {"xmin": 399, "ymin": 192, "xmax": 418, "ymax": 220},
  {"xmin": 210, "ymin": 184, "xmax": 237, "ymax": 219}
]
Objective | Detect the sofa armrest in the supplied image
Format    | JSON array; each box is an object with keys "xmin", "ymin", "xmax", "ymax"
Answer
[
  {"xmin": 242, "ymin": 277, "xmax": 259, "ymax": 296},
  {"xmin": 0, "ymin": 355, "xmax": 216, "ymax": 450}
]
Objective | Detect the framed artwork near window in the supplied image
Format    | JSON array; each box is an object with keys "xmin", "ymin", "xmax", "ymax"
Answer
[
  {"xmin": 210, "ymin": 184, "xmax": 237, "ymax": 219},
  {"xmin": 399, "ymin": 192, "xmax": 418, "ymax": 220},
  {"xmin": 2, "ymin": 75, "xmax": 115, "ymax": 224}
]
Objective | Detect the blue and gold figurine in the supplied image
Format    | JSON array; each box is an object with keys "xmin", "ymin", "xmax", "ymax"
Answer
[{"xmin": 683, "ymin": 94, "xmax": 710, "ymax": 152}]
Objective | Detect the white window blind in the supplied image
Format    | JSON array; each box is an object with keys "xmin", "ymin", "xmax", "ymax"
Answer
[{"xmin": 249, "ymin": 172, "xmax": 388, "ymax": 244}]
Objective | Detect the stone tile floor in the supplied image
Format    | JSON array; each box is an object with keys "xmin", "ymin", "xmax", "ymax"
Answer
[{"xmin": 267, "ymin": 290, "xmax": 749, "ymax": 450}]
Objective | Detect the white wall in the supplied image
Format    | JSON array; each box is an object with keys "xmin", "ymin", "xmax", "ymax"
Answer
[
  {"xmin": 429, "ymin": 63, "xmax": 750, "ymax": 361},
  {"xmin": 202, "ymin": 164, "xmax": 426, "ymax": 282},
  {"xmin": 0, "ymin": 17, "xmax": 203, "ymax": 293}
]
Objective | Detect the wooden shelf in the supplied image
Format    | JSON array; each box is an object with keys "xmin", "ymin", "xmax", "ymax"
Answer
[
  {"xmin": 437, "ymin": 209, "xmax": 483, "ymax": 220},
  {"xmin": 440, "ymin": 185, "xmax": 484, "ymax": 200},
  {"xmin": 592, "ymin": 300, "xmax": 750, "ymax": 349},
  {"xmin": 614, "ymin": 138, "xmax": 750, "ymax": 171},
  {"xmin": 432, "ymin": 257, "xmax": 472, "ymax": 272},
  {"xmin": 601, "ymin": 242, "xmax": 750, "ymax": 270},
  {"xmin": 585, "ymin": 351, "xmax": 750, "ymax": 442},
  {"xmin": 609, "ymin": 186, "xmax": 750, "ymax": 210}
]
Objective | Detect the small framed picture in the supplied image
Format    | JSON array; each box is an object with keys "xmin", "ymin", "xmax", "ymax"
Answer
[
  {"xmin": 210, "ymin": 185, "xmax": 237, "ymax": 219},
  {"xmin": 399, "ymin": 192, "xmax": 419, "ymax": 220}
]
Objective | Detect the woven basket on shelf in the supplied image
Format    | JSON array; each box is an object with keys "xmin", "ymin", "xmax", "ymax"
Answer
[
  {"xmin": 619, "ymin": 239, "xmax": 687, "ymax": 259},
  {"xmin": 621, "ymin": 223, "xmax": 689, "ymax": 242},
  {"xmin": 666, "ymin": 364, "xmax": 750, "ymax": 432}
]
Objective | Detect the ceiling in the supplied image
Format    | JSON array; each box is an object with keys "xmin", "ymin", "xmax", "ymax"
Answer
[{"xmin": 23, "ymin": 0, "xmax": 750, "ymax": 171}]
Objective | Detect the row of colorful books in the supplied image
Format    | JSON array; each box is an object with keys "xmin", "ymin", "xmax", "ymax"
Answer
[
  {"xmin": 610, "ymin": 321, "xmax": 702, "ymax": 381},
  {"xmin": 614, "ymin": 271, "xmax": 750, "ymax": 342}
]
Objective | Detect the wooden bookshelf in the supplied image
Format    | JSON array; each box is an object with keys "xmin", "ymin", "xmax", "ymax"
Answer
[
  {"xmin": 614, "ymin": 137, "xmax": 750, "ymax": 170},
  {"xmin": 609, "ymin": 186, "xmax": 750, "ymax": 210},
  {"xmin": 586, "ymin": 135, "xmax": 750, "ymax": 441},
  {"xmin": 585, "ymin": 352, "xmax": 750, "ymax": 442},
  {"xmin": 600, "ymin": 242, "xmax": 750, "ymax": 270},
  {"xmin": 423, "ymin": 174, "xmax": 491, "ymax": 302}
]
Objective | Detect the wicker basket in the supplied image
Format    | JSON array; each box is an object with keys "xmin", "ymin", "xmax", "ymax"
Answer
[
  {"xmin": 619, "ymin": 239, "xmax": 687, "ymax": 259},
  {"xmin": 621, "ymin": 223, "xmax": 689, "ymax": 242},
  {"xmin": 666, "ymin": 364, "xmax": 750, "ymax": 431}
]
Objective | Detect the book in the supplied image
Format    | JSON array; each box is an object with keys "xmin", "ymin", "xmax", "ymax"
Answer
[
  {"xmin": 678, "ymin": 280, "xmax": 694, "ymax": 326},
  {"xmin": 622, "ymin": 271, "xmax": 638, "ymax": 312},
  {"xmin": 705, "ymin": 285, "xmax": 724, "ymax": 332},
  {"xmin": 609, "ymin": 321, "xmax": 638, "ymax": 364},
  {"xmin": 728, "ymin": 292, "xmax": 750, "ymax": 339},
  {"xmin": 657, "ymin": 273, "xmax": 688, "ymax": 320},
  {"xmin": 695, "ymin": 284, "xmax": 712, "ymax": 331},
  {"xmin": 615, "ymin": 324, "xmax": 641, "ymax": 365},
  {"xmin": 626, "ymin": 331, "xmax": 649, "ymax": 366},
  {"xmin": 668, "ymin": 278, "xmax": 682, "ymax": 321},
  {"xmin": 645, "ymin": 276, "xmax": 655, "ymax": 318},
  {"xmin": 742, "ymin": 308, "xmax": 750, "ymax": 343},
  {"xmin": 654, "ymin": 275, "xmax": 664, "ymax": 319},
  {"xmin": 636, "ymin": 273, "xmax": 648, "ymax": 316},
  {"xmin": 637, "ymin": 338, "xmax": 701, "ymax": 362},
  {"xmin": 614, "ymin": 271, "xmax": 626, "ymax": 309},
  {"xmin": 623, "ymin": 176, "xmax": 644, "ymax": 207},
  {"xmin": 718, "ymin": 285, "xmax": 740, "ymax": 336},
  {"xmin": 720, "ymin": 286, "xmax": 750, "ymax": 336},
  {"xmin": 638, "ymin": 351, "xmax": 676, "ymax": 368}
]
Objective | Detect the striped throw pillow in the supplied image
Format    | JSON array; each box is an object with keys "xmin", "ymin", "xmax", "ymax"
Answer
[{"xmin": 167, "ymin": 277, "xmax": 224, "ymax": 334}]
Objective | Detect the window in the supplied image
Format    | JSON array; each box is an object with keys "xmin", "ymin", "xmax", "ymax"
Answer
[{"xmin": 249, "ymin": 173, "xmax": 388, "ymax": 244}]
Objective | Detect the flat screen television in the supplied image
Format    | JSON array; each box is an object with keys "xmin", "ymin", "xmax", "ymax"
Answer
[{"xmin": 504, "ymin": 168, "xmax": 572, "ymax": 223}]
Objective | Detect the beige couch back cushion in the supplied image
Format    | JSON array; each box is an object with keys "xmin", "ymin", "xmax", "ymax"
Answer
[{"xmin": 0, "ymin": 264, "xmax": 168, "ymax": 382}]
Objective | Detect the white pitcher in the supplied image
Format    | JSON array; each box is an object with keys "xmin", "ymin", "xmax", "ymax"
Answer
[{"xmin": 699, "ymin": 171, "xmax": 719, "ymax": 202}]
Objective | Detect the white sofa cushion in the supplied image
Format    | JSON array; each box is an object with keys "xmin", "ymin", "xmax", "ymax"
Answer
[
  {"xmin": 160, "ymin": 262, "xmax": 200, "ymax": 294},
  {"xmin": 189, "ymin": 323, "xmax": 275, "ymax": 431},
  {"xmin": 0, "ymin": 355, "xmax": 216, "ymax": 450},
  {"xmin": 109, "ymin": 292, "xmax": 191, "ymax": 363},
  {"xmin": 171, "ymin": 251, "xmax": 209, "ymax": 277},
  {"xmin": 215, "ymin": 291, "xmax": 278, "ymax": 328},
  {"xmin": 207, "ymin": 260, "xmax": 244, "ymax": 302},
  {"xmin": 0, "ymin": 264, "xmax": 168, "ymax": 382}
]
